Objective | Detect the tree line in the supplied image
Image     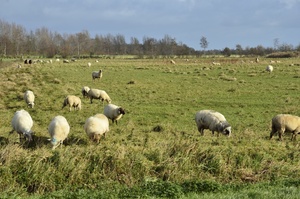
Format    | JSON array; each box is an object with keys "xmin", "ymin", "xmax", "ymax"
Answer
[{"xmin": 0, "ymin": 19, "xmax": 298, "ymax": 58}]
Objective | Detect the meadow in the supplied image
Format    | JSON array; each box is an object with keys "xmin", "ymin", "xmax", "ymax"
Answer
[{"xmin": 0, "ymin": 56, "xmax": 300, "ymax": 198}]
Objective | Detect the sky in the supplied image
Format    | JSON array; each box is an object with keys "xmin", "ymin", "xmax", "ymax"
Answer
[{"xmin": 1, "ymin": 0, "xmax": 299, "ymax": 50}]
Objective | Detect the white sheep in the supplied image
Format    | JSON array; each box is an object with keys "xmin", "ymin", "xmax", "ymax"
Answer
[
  {"xmin": 92, "ymin": 70, "xmax": 103, "ymax": 81},
  {"xmin": 87, "ymin": 62, "xmax": 91, "ymax": 67},
  {"xmin": 24, "ymin": 90, "xmax": 35, "ymax": 108},
  {"xmin": 84, "ymin": 114, "xmax": 109, "ymax": 143},
  {"xmin": 266, "ymin": 65, "xmax": 273, "ymax": 73},
  {"xmin": 212, "ymin": 61, "xmax": 221, "ymax": 66},
  {"xmin": 104, "ymin": 103, "xmax": 126, "ymax": 125},
  {"xmin": 62, "ymin": 95, "xmax": 81, "ymax": 111},
  {"xmin": 195, "ymin": 110, "xmax": 231, "ymax": 137},
  {"xmin": 48, "ymin": 115, "xmax": 70, "ymax": 149},
  {"xmin": 10, "ymin": 109, "xmax": 33, "ymax": 142},
  {"xmin": 270, "ymin": 114, "xmax": 300, "ymax": 141},
  {"xmin": 81, "ymin": 86, "xmax": 90, "ymax": 98},
  {"xmin": 87, "ymin": 89, "xmax": 111, "ymax": 104}
]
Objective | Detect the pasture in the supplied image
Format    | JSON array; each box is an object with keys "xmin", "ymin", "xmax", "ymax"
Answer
[{"xmin": 0, "ymin": 57, "xmax": 300, "ymax": 198}]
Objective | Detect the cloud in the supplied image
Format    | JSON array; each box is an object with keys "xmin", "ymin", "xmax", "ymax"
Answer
[{"xmin": 279, "ymin": 0, "xmax": 300, "ymax": 9}]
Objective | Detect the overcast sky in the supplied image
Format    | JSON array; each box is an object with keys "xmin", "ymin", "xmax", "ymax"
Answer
[{"xmin": 1, "ymin": 0, "xmax": 299, "ymax": 50}]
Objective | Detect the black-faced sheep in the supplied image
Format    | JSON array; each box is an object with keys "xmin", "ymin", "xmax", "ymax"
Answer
[
  {"xmin": 195, "ymin": 110, "xmax": 231, "ymax": 137},
  {"xmin": 10, "ymin": 109, "xmax": 33, "ymax": 142},
  {"xmin": 84, "ymin": 114, "xmax": 109, "ymax": 143},
  {"xmin": 103, "ymin": 103, "xmax": 125, "ymax": 124},
  {"xmin": 62, "ymin": 95, "xmax": 81, "ymax": 111},
  {"xmin": 24, "ymin": 90, "xmax": 35, "ymax": 108},
  {"xmin": 81, "ymin": 86, "xmax": 90, "ymax": 98},
  {"xmin": 270, "ymin": 114, "xmax": 300, "ymax": 141},
  {"xmin": 92, "ymin": 70, "xmax": 103, "ymax": 81},
  {"xmin": 48, "ymin": 115, "xmax": 70, "ymax": 149},
  {"xmin": 266, "ymin": 65, "xmax": 273, "ymax": 73},
  {"xmin": 87, "ymin": 89, "xmax": 111, "ymax": 104}
]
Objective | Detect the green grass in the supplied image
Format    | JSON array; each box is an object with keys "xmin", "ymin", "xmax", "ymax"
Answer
[{"xmin": 0, "ymin": 57, "xmax": 300, "ymax": 198}]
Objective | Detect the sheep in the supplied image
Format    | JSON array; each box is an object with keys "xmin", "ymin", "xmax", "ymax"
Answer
[
  {"xmin": 87, "ymin": 62, "xmax": 91, "ymax": 67},
  {"xmin": 212, "ymin": 62, "xmax": 221, "ymax": 66},
  {"xmin": 92, "ymin": 70, "xmax": 103, "ymax": 81},
  {"xmin": 170, "ymin": 59, "xmax": 176, "ymax": 64},
  {"xmin": 84, "ymin": 114, "xmax": 109, "ymax": 143},
  {"xmin": 87, "ymin": 89, "xmax": 111, "ymax": 104},
  {"xmin": 104, "ymin": 103, "xmax": 125, "ymax": 125},
  {"xmin": 81, "ymin": 86, "xmax": 90, "ymax": 98},
  {"xmin": 195, "ymin": 110, "xmax": 231, "ymax": 137},
  {"xmin": 63, "ymin": 59, "xmax": 69, "ymax": 63},
  {"xmin": 62, "ymin": 95, "xmax": 81, "ymax": 111},
  {"xmin": 24, "ymin": 90, "xmax": 35, "ymax": 108},
  {"xmin": 270, "ymin": 114, "xmax": 300, "ymax": 141},
  {"xmin": 10, "ymin": 109, "xmax": 33, "ymax": 142},
  {"xmin": 266, "ymin": 65, "xmax": 273, "ymax": 73},
  {"xmin": 48, "ymin": 115, "xmax": 70, "ymax": 149}
]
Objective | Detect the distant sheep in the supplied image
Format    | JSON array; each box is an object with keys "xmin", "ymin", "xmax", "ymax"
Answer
[
  {"xmin": 270, "ymin": 114, "xmax": 300, "ymax": 141},
  {"xmin": 84, "ymin": 114, "xmax": 109, "ymax": 143},
  {"xmin": 92, "ymin": 70, "xmax": 103, "ymax": 81},
  {"xmin": 10, "ymin": 109, "xmax": 33, "ymax": 142},
  {"xmin": 81, "ymin": 86, "xmax": 90, "ymax": 98},
  {"xmin": 87, "ymin": 62, "xmax": 91, "ymax": 67},
  {"xmin": 48, "ymin": 115, "xmax": 70, "ymax": 149},
  {"xmin": 87, "ymin": 89, "xmax": 111, "ymax": 104},
  {"xmin": 266, "ymin": 65, "xmax": 273, "ymax": 73},
  {"xmin": 63, "ymin": 59, "xmax": 69, "ymax": 63},
  {"xmin": 170, "ymin": 60, "xmax": 176, "ymax": 64},
  {"xmin": 195, "ymin": 110, "xmax": 231, "ymax": 137},
  {"xmin": 104, "ymin": 103, "xmax": 125, "ymax": 124},
  {"xmin": 62, "ymin": 95, "xmax": 81, "ymax": 111},
  {"xmin": 212, "ymin": 62, "xmax": 221, "ymax": 66},
  {"xmin": 24, "ymin": 90, "xmax": 35, "ymax": 108}
]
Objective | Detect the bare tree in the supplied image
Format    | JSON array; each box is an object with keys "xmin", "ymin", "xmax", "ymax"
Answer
[{"xmin": 200, "ymin": 36, "xmax": 209, "ymax": 51}]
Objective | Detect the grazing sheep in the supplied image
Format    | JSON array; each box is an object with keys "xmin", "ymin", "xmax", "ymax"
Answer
[
  {"xmin": 266, "ymin": 65, "xmax": 273, "ymax": 73},
  {"xmin": 24, "ymin": 90, "xmax": 35, "ymax": 108},
  {"xmin": 84, "ymin": 114, "xmax": 109, "ymax": 143},
  {"xmin": 10, "ymin": 109, "xmax": 33, "ymax": 142},
  {"xmin": 63, "ymin": 59, "xmax": 69, "ymax": 63},
  {"xmin": 81, "ymin": 86, "xmax": 90, "ymax": 98},
  {"xmin": 87, "ymin": 89, "xmax": 111, "ymax": 104},
  {"xmin": 24, "ymin": 59, "xmax": 28, "ymax": 64},
  {"xmin": 255, "ymin": 57, "xmax": 259, "ymax": 63},
  {"xmin": 48, "ymin": 115, "xmax": 70, "ymax": 149},
  {"xmin": 170, "ymin": 59, "xmax": 176, "ymax": 64},
  {"xmin": 56, "ymin": 58, "xmax": 60, "ymax": 62},
  {"xmin": 62, "ymin": 95, "xmax": 81, "ymax": 111},
  {"xmin": 104, "ymin": 104, "xmax": 126, "ymax": 125},
  {"xmin": 212, "ymin": 62, "xmax": 221, "ymax": 66},
  {"xmin": 195, "ymin": 110, "xmax": 231, "ymax": 137},
  {"xmin": 87, "ymin": 62, "xmax": 91, "ymax": 67},
  {"xmin": 92, "ymin": 70, "xmax": 103, "ymax": 81},
  {"xmin": 270, "ymin": 114, "xmax": 300, "ymax": 141}
]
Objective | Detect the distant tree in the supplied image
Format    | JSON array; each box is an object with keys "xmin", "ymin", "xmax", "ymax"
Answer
[
  {"xmin": 235, "ymin": 44, "xmax": 243, "ymax": 55},
  {"xmin": 273, "ymin": 38, "xmax": 279, "ymax": 51},
  {"xmin": 278, "ymin": 43, "xmax": 293, "ymax": 51},
  {"xmin": 200, "ymin": 36, "xmax": 209, "ymax": 51},
  {"xmin": 129, "ymin": 37, "xmax": 140, "ymax": 55},
  {"xmin": 223, "ymin": 47, "xmax": 231, "ymax": 57}
]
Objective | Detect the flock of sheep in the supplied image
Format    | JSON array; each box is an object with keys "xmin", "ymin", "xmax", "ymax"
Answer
[
  {"xmin": 9, "ymin": 59, "xmax": 300, "ymax": 150},
  {"xmin": 10, "ymin": 68, "xmax": 126, "ymax": 149}
]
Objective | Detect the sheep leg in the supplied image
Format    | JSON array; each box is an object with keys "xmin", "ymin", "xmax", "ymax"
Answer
[{"xmin": 278, "ymin": 129, "xmax": 284, "ymax": 141}]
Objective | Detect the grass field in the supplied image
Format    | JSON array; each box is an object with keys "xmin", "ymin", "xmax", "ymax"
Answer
[{"xmin": 0, "ymin": 57, "xmax": 300, "ymax": 198}]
